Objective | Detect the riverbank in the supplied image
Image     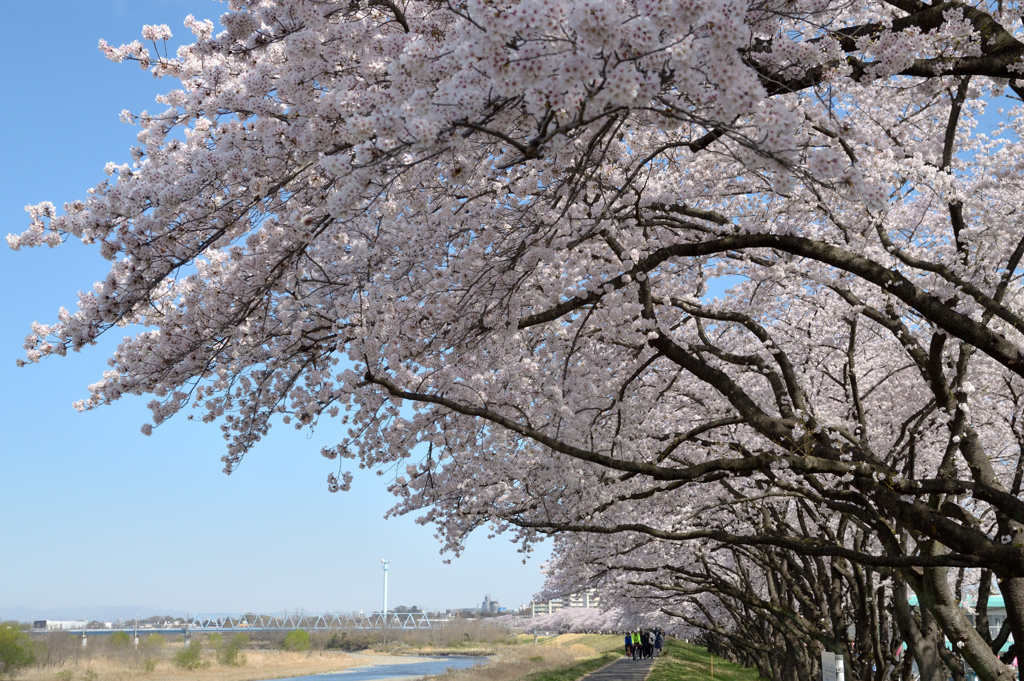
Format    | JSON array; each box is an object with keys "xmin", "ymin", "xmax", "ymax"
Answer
[
  {"xmin": 15, "ymin": 650, "xmax": 457, "ymax": 681},
  {"xmin": 418, "ymin": 634, "xmax": 622, "ymax": 681},
  {"xmin": 16, "ymin": 633, "xmax": 626, "ymax": 681}
]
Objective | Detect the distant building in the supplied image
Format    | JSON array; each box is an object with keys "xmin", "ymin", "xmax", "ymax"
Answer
[
  {"xmin": 530, "ymin": 589, "xmax": 600, "ymax": 617},
  {"xmin": 480, "ymin": 594, "xmax": 501, "ymax": 614},
  {"xmin": 530, "ymin": 600, "xmax": 562, "ymax": 617},
  {"xmin": 33, "ymin": 620, "xmax": 86, "ymax": 631},
  {"xmin": 445, "ymin": 608, "xmax": 478, "ymax": 619},
  {"xmin": 567, "ymin": 590, "xmax": 599, "ymax": 609}
]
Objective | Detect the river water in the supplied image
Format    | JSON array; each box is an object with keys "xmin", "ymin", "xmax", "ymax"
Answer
[{"xmin": 271, "ymin": 657, "xmax": 489, "ymax": 681}]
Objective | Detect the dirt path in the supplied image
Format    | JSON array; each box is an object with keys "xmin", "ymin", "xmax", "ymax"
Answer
[{"xmin": 580, "ymin": 658, "xmax": 653, "ymax": 681}]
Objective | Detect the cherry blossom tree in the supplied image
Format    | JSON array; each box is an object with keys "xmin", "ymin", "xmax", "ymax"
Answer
[
  {"xmin": 514, "ymin": 606, "xmax": 644, "ymax": 633},
  {"xmin": 11, "ymin": 1, "xmax": 1024, "ymax": 678},
  {"xmin": 539, "ymin": 494, "xmax": 975, "ymax": 681}
]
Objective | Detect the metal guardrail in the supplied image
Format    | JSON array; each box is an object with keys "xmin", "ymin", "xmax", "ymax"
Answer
[{"xmin": 186, "ymin": 612, "xmax": 432, "ymax": 631}]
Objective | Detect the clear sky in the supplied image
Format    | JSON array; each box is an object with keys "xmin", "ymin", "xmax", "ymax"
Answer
[{"xmin": 0, "ymin": 0, "xmax": 551, "ymax": 619}]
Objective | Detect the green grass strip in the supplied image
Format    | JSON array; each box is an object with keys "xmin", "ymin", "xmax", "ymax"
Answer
[
  {"xmin": 648, "ymin": 640, "xmax": 765, "ymax": 681},
  {"xmin": 532, "ymin": 634, "xmax": 624, "ymax": 653},
  {"xmin": 558, "ymin": 635, "xmax": 624, "ymax": 653},
  {"xmin": 521, "ymin": 651, "xmax": 622, "ymax": 681}
]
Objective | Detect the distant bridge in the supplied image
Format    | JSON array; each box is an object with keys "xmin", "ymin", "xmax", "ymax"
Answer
[{"xmin": 186, "ymin": 612, "xmax": 432, "ymax": 632}]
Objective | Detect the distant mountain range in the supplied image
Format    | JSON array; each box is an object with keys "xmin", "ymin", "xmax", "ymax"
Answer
[{"xmin": 0, "ymin": 606, "xmax": 189, "ymax": 623}]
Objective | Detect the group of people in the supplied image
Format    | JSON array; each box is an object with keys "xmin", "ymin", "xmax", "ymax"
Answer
[{"xmin": 624, "ymin": 629, "xmax": 662, "ymax": 660}]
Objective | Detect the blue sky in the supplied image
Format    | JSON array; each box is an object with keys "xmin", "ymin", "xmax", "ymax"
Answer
[{"xmin": 0, "ymin": 0, "xmax": 550, "ymax": 619}]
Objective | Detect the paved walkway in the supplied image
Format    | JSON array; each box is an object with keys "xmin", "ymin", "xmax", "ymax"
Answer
[{"xmin": 582, "ymin": 656, "xmax": 655, "ymax": 681}]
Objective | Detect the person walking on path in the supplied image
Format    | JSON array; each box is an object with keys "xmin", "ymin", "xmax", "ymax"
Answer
[{"xmin": 654, "ymin": 631, "xmax": 663, "ymax": 657}]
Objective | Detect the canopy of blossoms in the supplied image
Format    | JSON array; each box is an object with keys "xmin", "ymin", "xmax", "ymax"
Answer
[{"xmin": 11, "ymin": 1, "xmax": 1024, "ymax": 679}]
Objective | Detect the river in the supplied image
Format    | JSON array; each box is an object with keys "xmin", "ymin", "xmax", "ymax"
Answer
[{"xmin": 269, "ymin": 656, "xmax": 489, "ymax": 681}]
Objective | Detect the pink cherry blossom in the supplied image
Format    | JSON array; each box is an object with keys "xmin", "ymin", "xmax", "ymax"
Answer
[{"xmin": 12, "ymin": 3, "xmax": 1024, "ymax": 679}]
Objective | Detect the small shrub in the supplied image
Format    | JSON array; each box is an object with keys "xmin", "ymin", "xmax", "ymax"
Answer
[
  {"xmin": 174, "ymin": 642, "xmax": 210, "ymax": 670},
  {"xmin": 282, "ymin": 630, "xmax": 310, "ymax": 652},
  {"xmin": 56, "ymin": 670, "xmax": 73, "ymax": 681},
  {"xmin": 229, "ymin": 634, "xmax": 250, "ymax": 649},
  {"xmin": 107, "ymin": 632, "xmax": 132, "ymax": 650},
  {"xmin": 322, "ymin": 631, "xmax": 375, "ymax": 651},
  {"xmin": 206, "ymin": 634, "xmax": 223, "ymax": 650},
  {"xmin": 140, "ymin": 634, "xmax": 164, "ymax": 655},
  {"xmin": 530, "ymin": 656, "xmax": 544, "ymax": 662},
  {"xmin": 83, "ymin": 670, "xmax": 97, "ymax": 681},
  {"xmin": 0, "ymin": 622, "xmax": 36, "ymax": 679},
  {"xmin": 142, "ymin": 660, "xmax": 157, "ymax": 673},
  {"xmin": 216, "ymin": 646, "xmax": 246, "ymax": 667}
]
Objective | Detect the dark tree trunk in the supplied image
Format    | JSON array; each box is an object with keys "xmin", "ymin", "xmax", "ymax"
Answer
[
  {"xmin": 893, "ymin": 577, "xmax": 944, "ymax": 681},
  {"xmin": 997, "ymin": 576, "xmax": 1024, "ymax": 673},
  {"xmin": 977, "ymin": 570, "xmax": 993, "ymax": 645}
]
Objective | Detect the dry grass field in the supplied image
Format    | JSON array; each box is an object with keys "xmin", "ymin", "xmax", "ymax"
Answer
[
  {"xmin": 424, "ymin": 635, "xmax": 622, "ymax": 681},
  {"xmin": 18, "ymin": 649, "xmax": 362, "ymax": 681},
  {"xmin": 17, "ymin": 631, "xmax": 623, "ymax": 681}
]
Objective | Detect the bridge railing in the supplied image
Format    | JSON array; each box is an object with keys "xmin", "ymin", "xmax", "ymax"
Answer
[{"xmin": 186, "ymin": 612, "xmax": 432, "ymax": 631}]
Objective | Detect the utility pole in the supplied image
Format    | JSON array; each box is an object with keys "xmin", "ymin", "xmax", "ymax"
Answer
[{"xmin": 381, "ymin": 559, "xmax": 391, "ymax": 619}]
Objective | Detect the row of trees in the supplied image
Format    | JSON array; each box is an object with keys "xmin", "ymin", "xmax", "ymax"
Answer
[
  {"xmin": 0, "ymin": 628, "xmax": 154, "ymax": 677},
  {"xmin": 5, "ymin": 630, "xmax": 258, "ymax": 678},
  {"xmin": 14, "ymin": 1, "xmax": 1024, "ymax": 680},
  {"xmin": 541, "ymin": 508, "xmax": 1016, "ymax": 681}
]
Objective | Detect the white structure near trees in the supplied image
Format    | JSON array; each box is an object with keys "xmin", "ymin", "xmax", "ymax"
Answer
[
  {"xmin": 531, "ymin": 590, "xmax": 600, "ymax": 617},
  {"xmin": 32, "ymin": 620, "xmax": 86, "ymax": 631}
]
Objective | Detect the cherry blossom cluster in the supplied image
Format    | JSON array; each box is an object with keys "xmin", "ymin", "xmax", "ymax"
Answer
[{"xmin": 12, "ymin": 1, "xmax": 1024, "ymax": 678}]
